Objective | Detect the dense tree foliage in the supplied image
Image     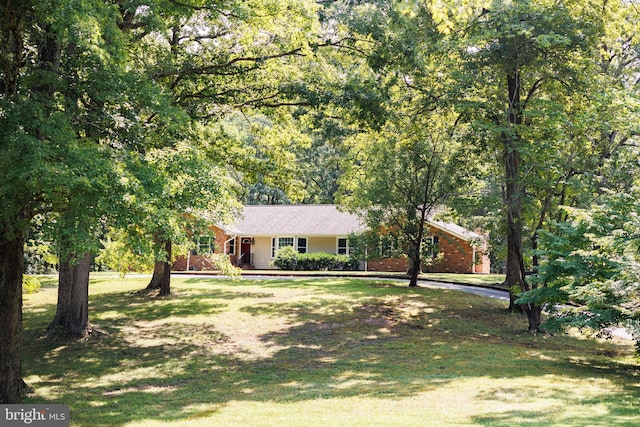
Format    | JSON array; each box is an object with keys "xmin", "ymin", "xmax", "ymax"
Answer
[
  {"xmin": 516, "ymin": 1, "xmax": 640, "ymax": 340},
  {"xmin": 456, "ymin": 0, "xmax": 602, "ymax": 331},
  {"xmin": 341, "ymin": 107, "xmax": 473, "ymax": 286},
  {"xmin": 119, "ymin": 0, "xmax": 330, "ymax": 292},
  {"xmin": 0, "ymin": 0, "xmax": 144, "ymax": 400},
  {"xmin": 0, "ymin": 0, "xmax": 324, "ymax": 401},
  {"xmin": 519, "ymin": 188, "xmax": 640, "ymax": 345}
]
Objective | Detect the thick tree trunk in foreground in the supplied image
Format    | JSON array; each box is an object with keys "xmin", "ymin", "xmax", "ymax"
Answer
[
  {"xmin": 503, "ymin": 70, "xmax": 541, "ymax": 332},
  {"xmin": 49, "ymin": 252, "xmax": 92, "ymax": 336},
  {"xmin": 0, "ymin": 232, "xmax": 24, "ymax": 403},
  {"xmin": 504, "ymin": 128, "xmax": 525, "ymax": 314},
  {"xmin": 147, "ymin": 261, "xmax": 165, "ymax": 289},
  {"xmin": 146, "ymin": 240, "xmax": 172, "ymax": 295},
  {"xmin": 407, "ymin": 206, "xmax": 430, "ymax": 288},
  {"xmin": 407, "ymin": 247, "xmax": 421, "ymax": 288},
  {"xmin": 0, "ymin": 0, "xmax": 30, "ymax": 404}
]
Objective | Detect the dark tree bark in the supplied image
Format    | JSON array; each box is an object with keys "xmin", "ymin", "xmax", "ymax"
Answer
[
  {"xmin": 146, "ymin": 239, "xmax": 172, "ymax": 295},
  {"xmin": 48, "ymin": 252, "xmax": 92, "ymax": 336},
  {"xmin": 147, "ymin": 261, "xmax": 165, "ymax": 289},
  {"xmin": 0, "ymin": 1, "xmax": 31, "ymax": 403},
  {"xmin": 407, "ymin": 239, "xmax": 421, "ymax": 288},
  {"xmin": 0, "ymin": 0, "xmax": 28, "ymax": 96},
  {"xmin": 407, "ymin": 203, "xmax": 430, "ymax": 288},
  {"xmin": 503, "ymin": 69, "xmax": 541, "ymax": 332},
  {"xmin": 0, "ymin": 231, "xmax": 24, "ymax": 403}
]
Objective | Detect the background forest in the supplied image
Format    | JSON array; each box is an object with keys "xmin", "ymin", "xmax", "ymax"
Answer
[{"xmin": 1, "ymin": 0, "xmax": 639, "ymax": 404}]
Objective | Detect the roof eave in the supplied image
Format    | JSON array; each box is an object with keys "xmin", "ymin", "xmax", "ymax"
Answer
[{"xmin": 427, "ymin": 220, "xmax": 483, "ymax": 245}]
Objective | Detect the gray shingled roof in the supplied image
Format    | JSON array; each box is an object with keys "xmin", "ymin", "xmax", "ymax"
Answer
[
  {"xmin": 230, "ymin": 205, "xmax": 366, "ymax": 236},
  {"xmin": 224, "ymin": 204, "xmax": 482, "ymax": 243}
]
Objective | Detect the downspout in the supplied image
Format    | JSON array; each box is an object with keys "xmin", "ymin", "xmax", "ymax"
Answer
[
  {"xmin": 364, "ymin": 248, "xmax": 368, "ymax": 272},
  {"xmin": 472, "ymin": 247, "xmax": 476, "ymax": 274}
]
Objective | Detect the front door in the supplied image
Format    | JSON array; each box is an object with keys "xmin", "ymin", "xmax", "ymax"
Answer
[{"xmin": 240, "ymin": 237, "xmax": 252, "ymax": 266}]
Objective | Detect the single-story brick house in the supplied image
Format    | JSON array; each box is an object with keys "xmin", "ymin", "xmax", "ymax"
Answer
[{"xmin": 173, "ymin": 204, "xmax": 490, "ymax": 274}]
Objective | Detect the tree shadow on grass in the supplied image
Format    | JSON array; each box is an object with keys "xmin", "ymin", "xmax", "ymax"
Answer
[
  {"xmin": 21, "ymin": 280, "xmax": 640, "ymax": 426},
  {"xmin": 471, "ymin": 379, "xmax": 640, "ymax": 426}
]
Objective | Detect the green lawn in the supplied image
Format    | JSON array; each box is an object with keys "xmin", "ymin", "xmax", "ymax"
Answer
[{"xmin": 23, "ymin": 274, "xmax": 639, "ymax": 426}]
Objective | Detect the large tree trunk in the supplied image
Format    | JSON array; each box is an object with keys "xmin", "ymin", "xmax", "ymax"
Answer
[
  {"xmin": 407, "ymin": 204, "xmax": 430, "ymax": 288},
  {"xmin": 48, "ymin": 252, "xmax": 92, "ymax": 336},
  {"xmin": 147, "ymin": 260, "xmax": 166, "ymax": 289},
  {"xmin": 407, "ymin": 244, "xmax": 421, "ymax": 288},
  {"xmin": 146, "ymin": 239, "xmax": 172, "ymax": 295},
  {"xmin": 504, "ymin": 69, "xmax": 540, "ymax": 332},
  {"xmin": 0, "ymin": 231, "xmax": 25, "ymax": 403},
  {"xmin": 0, "ymin": 0, "xmax": 30, "ymax": 405},
  {"xmin": 504, "ymin": 123, "xmax": 525, "ymax": 312}
]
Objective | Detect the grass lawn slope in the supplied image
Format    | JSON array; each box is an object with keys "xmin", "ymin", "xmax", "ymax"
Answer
[{"xmin": 22, "ymin": 275, "xmax": 640, "ymax": 426}]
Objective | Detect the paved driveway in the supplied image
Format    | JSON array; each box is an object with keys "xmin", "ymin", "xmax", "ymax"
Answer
[
  {"xmin": 201, "ymin": 273, "xmax": 511, "ymax": 302},
  {"xmin": 417, "ymin": 279, "xmax": 510, "ymax": 301}
]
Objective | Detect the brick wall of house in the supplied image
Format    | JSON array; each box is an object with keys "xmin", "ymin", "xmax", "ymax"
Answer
[
  {"xmin": 173, "ymin": 226, "xmax": 237, "ymax": 271},
  {"xmin": 426, "ymin": 227, "xmax": 473, "ymax": 273},
  {"xmin": 366, "ymin": 257, "xmax": 409, "ymax": 272},
  {"xmin": 212, "ymin": 226, "xmax": 230, "ymax": 253},
  {"xmin": 366, "ymin": 225, "xmax": 489, "ymax": 274},
  {"xmin": 426, "ymin": 226, "xmax": 490, "ymax": 274}
]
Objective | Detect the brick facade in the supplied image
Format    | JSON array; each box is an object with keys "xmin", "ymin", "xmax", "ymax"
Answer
[
  {"xmin": 173, "ymin": 226, "xmax": 237, "ymax": 271},
  {"xmin": 364, "ymin": 225, "xmax": 489, "ymax": 274},
  {"xmin": 366, "ymin": 257, "xmax": 409, "ymax": 272},
  {"xmin": 426, "ymin": 226, "xmax": 473, "ymax": 273}
]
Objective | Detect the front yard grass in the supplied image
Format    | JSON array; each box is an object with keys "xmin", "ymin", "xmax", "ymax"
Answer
[{"xmin": 22, "ymin": 275, "xmax": 639, "ymax": 426}]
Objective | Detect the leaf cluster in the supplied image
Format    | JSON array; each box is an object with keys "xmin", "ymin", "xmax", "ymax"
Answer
[{"xmin": 520, "ymin": 189, "xmax": 640, "ymax": 341}]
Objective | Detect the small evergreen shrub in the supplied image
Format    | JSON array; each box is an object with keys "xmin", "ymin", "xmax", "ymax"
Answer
[
  {"xmin": 272, "ymin": 246, "xmax": 298, "ymax": 270},
  {"xmin": 272, "ymin": 247, "xmax": 359, "ymax": 271}
]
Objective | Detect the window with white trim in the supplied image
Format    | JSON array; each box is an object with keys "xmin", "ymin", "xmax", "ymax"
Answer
[
  {"xmin": 379, "ymin": 235, "xmax": 397, "ymax": 258},
  {"xmin": 337, "ymin": 238, "xmax": 349, "ymax": 255},
  {"xmin": 279, "ymin": 237, "xmax": 294, "ymax": 249},
  {"xmin": 197, "ymin": 235, "xmax": 215, "ymax": 254},
  {"xmin": 424, "ymin": 235, "xmax": 439, "ymax": 259},
  {"xmin": 271, "ymin": 237, "xmax": 295, "ymax": 257},
  {"xmin": 297, "ymin": 237, "xmax": 307, "ymax": 254},
  {"xmin": 226, "ymin": 237, "xmax": 236, "ymax": 255}
]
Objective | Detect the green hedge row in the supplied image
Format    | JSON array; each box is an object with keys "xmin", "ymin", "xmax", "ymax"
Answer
[{"xmin": 272, "ymin": 246, "xmax": 359, "ymax": 271}]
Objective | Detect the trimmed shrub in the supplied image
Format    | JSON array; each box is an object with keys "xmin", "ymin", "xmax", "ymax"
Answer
[
  {"xmin": 272, "ymin": 247, "xmax": 359, "ymax": 271},
  {"xmin": 272, "ymin": 246, "xmax": 299, "ymax": 270}
]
